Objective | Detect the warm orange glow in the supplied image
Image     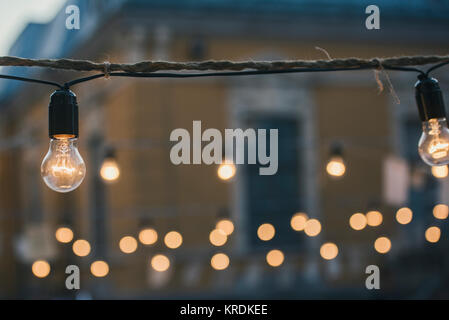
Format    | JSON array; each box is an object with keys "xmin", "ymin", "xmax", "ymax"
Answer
[
  {"xmin": 151, "ymin": 254, "xmax": 170, "ymax": 272},
  {"xmin": 90, "ymin": 261, "xmax": 109, "ymax": 277},
  {"xmin": 209, "ymin": 229, "xmax": 228, "ymax": 246},
  {"xmin": 326, "ymin": 156, "xmax": 346, "ymax": 177},
  {"xmin": 32, "ymin": 260, "xmax": 51, "ymax": 278},
  {"xmin": 55, "ymin": 227, "xmax": 74, "ymax": 243},
  {"xmin": 257, "ymin": 223, "xmax": 275, "ymax": 241},
  {"xmin": 396, "ymin": 207, "xmax": 413, "ymax": 225},
  {"xmin": 266, "ymin": 249, "xmax": 284, "ymax": 267},
  {"xmin": 366, "ymin": 210, "xmax": 383, "ymax": 227},
  {"xmin": 100, "ymin": 159, "xmax": 120, "ymax": 182},
  {"xmin": 374, "ymin": 237, "xmax": 391, "ymax": 254},
  {"xmin": 139, "ymin": 228, "xmax": 158, "ymax": 245},
  {"xmin": 290, "ymin": 212, "xmax": 308, "ymax": 231},
  {"xmin": 425, "ymin": 226, "xmax": 441, "ymax": 243},
  {"xmin": 217, "ymin": 161, "xmax": 236, "ymax": 180},
  {"xmin": 304, "ymin": 218, "xmax": 321, "ymax": 237},
  {"xmin": 72, "ymin": 239, "xmax": 91, "ymax": 257},
  {"xmin": 431, "ymin": 165, "xmax": 448, "ymax": 178},
  {"xmin": 320, "ymin": 243, "xmax": 339, "ymax": 260},
  {"xmin": 433, "ymin": 204, "xmax": 449, "ymax": 220},
  {"xmin": 216, "ymin": 219, "xmax": 234, "ymax": 236},
  {"xmin": 119, "ymin": 236, "xmax": 138, "ymax": 254},
  {"xmin": 211, "ymin": 253, "xmax": 230, "ymax": 270},
  {"xmin": 164, "ymin": 231, "xmax": 183, "ymax": 249},
  {"xmin": 349, "ymin": 213, "xmax": 367, "ymax": 230}
]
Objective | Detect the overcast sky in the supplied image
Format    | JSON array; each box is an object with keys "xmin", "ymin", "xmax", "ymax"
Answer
[{"xmin": 0, "ymin": 0, "xmax": 66, "ymax": 55}]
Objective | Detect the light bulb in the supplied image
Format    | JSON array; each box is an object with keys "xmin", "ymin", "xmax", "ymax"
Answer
[
  {"xmin": 100, "ymin": 158, "xmax": 120, "ymax": 182},
  {"xmin": 42, "ymin": 89, "xmax": 85, "ymax": 192},
  {"xmin": 431, "ymin": 165, "xmax": 448, "ymax": 178},
  {"xmin": 41, "ymin": 137, "xmax": 86, "ymax": 192},
  {"xmin": 418, "ymin": 118, "xmax": 449, "ymax": 165},
  {"xmin": 100, "ymin": 148, "xmax": 120, "ymax": 182},
  {"xmin": 415, "ymin": 76, "xmax": 449, "ymax": 166},
  {"xmin": 326, "ymin": 156, "xmax": 346, "ymax": 177},
  {"xmin": 326, "ymin": 142, "xmax": 346, "ymax": 177},
  {"xmin": 217, "ymin": 160, "xmax": 236, "ymax": 180}
]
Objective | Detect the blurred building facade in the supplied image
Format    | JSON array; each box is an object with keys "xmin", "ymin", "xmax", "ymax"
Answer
[{"xmin": 0, "ymin": 0, "xmax": 449, "ymax": 299}]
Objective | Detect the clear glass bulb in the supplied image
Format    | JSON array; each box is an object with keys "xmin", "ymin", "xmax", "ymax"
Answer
[
  {"xmin": 418, "ymin": 118, "xmax": 449, "ymax": 166},
  {"xmin": 41, "ymin": 137, "xmax": 86, "ymax": 192}
]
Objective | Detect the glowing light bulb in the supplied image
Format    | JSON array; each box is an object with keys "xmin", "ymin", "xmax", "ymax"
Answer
[
  {"xmin": 290, "ymin": 212, "xmax": 308, "ymax": 231},
  {"xmin": 32, "ymin": 260, "xmax": 51, "ymax": 278},
  {"xmin": 304, "ymin": 218, "xmax": 321, "ymax": 237},
  {"xmin": 425, "ymin": 226, "xmax": 441, "ymax": 243},
  {"xmin": 326, "ymin": 143, "xmax": 346, "ymax": 177},
  {"xmin": 164, "ymin": 231, "xmax": 183, "ymax": 249},
  {"xmin": 415, "ymin": 77, "xmax": 449, "ymax": 166},
  {"xmin": 216, "ymin": 219, "xmax": 234, "ymax": 236},
  {"xmin": 366, "ymin": 210, "xmax": 383, "ymax": 227},
  {"xmin": 90, "ymin": 261, "xmax": 109, "ymax": 277},
  {"xmin": 374, "ymin": 236, "xmax": 391, "ymax": 254},
  {"xmin": 151, "ymin": 254, "xmax": 170, "ymax": 272},
  {"xmin": 266, "ymin": 249, "xmax": 284, "ymax": 267},
  {"xmin": 396, "ymin": 207, "xmax": 413, "ymax": 225},
  {"xmin": 326, "ymin": 156, "xmax": 346, "ymax": 177},
  {"xmin": 257, "ymin": 223, "xmax": 275, "ymax": 241},
  {"xmin": 42, "ymin": 90, "xmax": 85, "ymax": 193},
  {"xmin": 320, "ymin": 243, "xmax": 339, "ymax": 260},
  {"xmin": 211, "ymin": 253, "xmax": 230, "ymax": 270},
  {"xmin": 119, "ymin": 236, "xmax": 138, "ymax": 254},
  {"xmin": 55, "ymin": 227, "xmax": 74, "ymax": 243},
  {"xmin": 433, "ymin": 204, "xmax": 449, "ymax": 220},
  {"xmin": 41, "ymin": 137, "xmax": 86, "ymax": 193},
  {"xmin": 73, "ymin": 239, "xmax": 91, "ymax": 257},
  {"xmin": 431, "ymin": 165, "xmax": 448, "ymax": 178},
  {"xmin": 349, "ymin": 213, "xmax": 367, "ymax": 230},
  {"xmin": 100, "ymin": 149, "xmax": 120, "ymax": 182},
  {"xmin": 100, "ymin": 159, "xmax": 120, "ymax": 182},
  {"xmin": 418, "ymin": 118, "xmax": 449, "ymax": 165},
  {"xmin": 217, "ymin": 160, "xmax": 236, "ymax": 181},
  {"xmin": 139, "ymin": 228, "xmax": 158, "ymax": 245},
  {"xmin": 209, "ymin": 229, "xmax": 227, "ymax": 246}
]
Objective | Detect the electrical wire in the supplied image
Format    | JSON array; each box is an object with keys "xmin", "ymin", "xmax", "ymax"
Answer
[
  {"xmin": 65, "ymin": 65, "xmax": 431, "ymax": 88},
  {"xmin": 0, "ymin": 74, "xmax": 63, "ymax": 89},
  {"xmin": 426, "ymin": 60, "xmax": 449, "ymax": 76},
  {"xmin": 0, "ymin": 59, "xmax": 447, "ymax": 91}
]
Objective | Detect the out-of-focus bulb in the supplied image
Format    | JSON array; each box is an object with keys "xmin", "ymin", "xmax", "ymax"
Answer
[
  {"xmin": 216, "ymin": 218, "xmax": 234, "ymax": 236},
  {"xmin": 326, "ymin": 156, "xmax": 346, "ymax": 177},
  {"xmin": 217, "ymin": 160, "xmax": 236, "ymax": 181},
  {"xmin": 431, "ymin": 165, "xmax": 448, "ymax": 178},
  {"xmin": 418, "ymin": 118, "xmax": 449, "ymax": 166},
  {"xmin": 326, "ymin": 142, "xmax": 346, "ymax": 177},
  {"xmin": 41, "ymin": 137, "xmax": 86, "ymax": 193},
  {"xmin": 100, "ymin": 158, "xmax": 120, "ymax": 182}
]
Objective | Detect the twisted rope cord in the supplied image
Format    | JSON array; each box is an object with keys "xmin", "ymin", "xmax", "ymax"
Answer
[{"xmin": 0, "ymin": 55, "xmax": 448, "ymax": 73}]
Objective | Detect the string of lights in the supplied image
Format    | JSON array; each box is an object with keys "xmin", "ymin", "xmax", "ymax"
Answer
[
  {"xmin": 40, "ymin": 201, "xmax": 446, "ymax": 279},
  {"xmin": 0, "ymin": 55, "xmax": 449, "ymax": 193}
]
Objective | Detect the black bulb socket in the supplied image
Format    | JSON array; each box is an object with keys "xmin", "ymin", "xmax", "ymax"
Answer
[
  {"xmin": 330, "ymin": 142, "xmax": 344, "ymax": 158},
  {"xmin": 104, "ymin": 147, "xmax": 116, "ymax": 160},
  {"xmin": 415, "ymin": 75, "xmax": 446, "ymax": 122},
  {"xmin": 48, "ymin": 89, "xmax": 79, "ymax": 139}
]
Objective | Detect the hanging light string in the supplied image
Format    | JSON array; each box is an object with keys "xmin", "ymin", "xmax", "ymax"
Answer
[
  {"xmin": 1, "ymin": 55, "xmax": 447, "ymax": 73},
  {"xmin": 0, "ymin": 54, "xmax": 448, "ymax": 193},
  {"xmin": 0, "ymin": 54, "xmax": 448, "ymax": 90}
]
